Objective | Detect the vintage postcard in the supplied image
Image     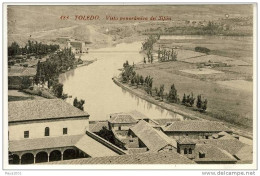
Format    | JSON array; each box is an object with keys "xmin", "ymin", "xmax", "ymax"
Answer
[{"xmin": 3, "ymin": 3, "xmax": 257, "ymax": 170}]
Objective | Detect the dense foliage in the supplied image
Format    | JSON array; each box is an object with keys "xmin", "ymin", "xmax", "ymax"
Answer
[{"xmin": 8, "ymin": 40, "xmax": 59, "ymax": 57}]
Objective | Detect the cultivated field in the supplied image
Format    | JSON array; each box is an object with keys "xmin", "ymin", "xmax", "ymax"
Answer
[{"xmin": 135, "ymin": 36, "xmax": 253, "ymax": 131}]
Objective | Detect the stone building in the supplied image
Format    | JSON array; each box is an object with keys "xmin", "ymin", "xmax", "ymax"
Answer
[
  {"xmin": 8, "ymin": 99, "xmax": 125, "ymax": 164},
  {"xmin": 162, "ymin": 120, "xmax": 233, "ymax": 140}
]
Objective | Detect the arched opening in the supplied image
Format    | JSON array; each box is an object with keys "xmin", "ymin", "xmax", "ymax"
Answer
[
  {"xmin": 49, "ymin": 150, "xmax": 61, "ymax": 162},
  {"xmin": 63, "ymin": 149, "xmax": 76, "ymax": 160},
  {"xmin": 45, "ymin": 127, "xmax": 50, "ymax": 136},
  {"xmin": 35, "ymin": 151, "xmax": 48, "ymax": 163},
  {"xmin": 184, "ymin": 148, "xmax": 188, "ymax": 154},
  {"xmin": 189, "ymin": 148, "xmax": 193, "ymax": 154},
  {"xmin": 21, "ymin": 153, "xmax": 34, "ymax": 164},
  {"xmin": 11, "ymin": 154, "xmax": 20, "ymax": 164}
]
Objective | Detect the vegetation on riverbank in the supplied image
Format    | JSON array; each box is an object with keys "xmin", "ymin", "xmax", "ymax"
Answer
[{"xmin": 121, "ymin": 61, "xmax": 209, "ymax": 113}]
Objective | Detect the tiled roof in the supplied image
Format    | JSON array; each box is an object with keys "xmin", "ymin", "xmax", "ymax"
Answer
[
  {"xmin": 127, "ymin": 110, "xmax": 149, "ymax": 119},
  {"xmin": 235, "ymin": 145, "xmax": 253, "ymax": 163},
  {"xmin": 8, "ymin": 99, "xmax": 89, "ymax": 122},
  {"xmin": 153, "ymin": 118, "xmax": 180, "ymax": 126},
  {"xmin": 195, "ymin": 139, "xmax": 246, "ymax": 156},
  {"xmin": 9, "ymin": 134, "xmax": 84, "ymax": 152},
  {"xmin": 89, "ymin": 121, "xmax": 109, "ymax": 133},
  {"xmin": 130, "ymin": 120, "xmax": 177, "ymax": 152},
  {"xmin": 109, "ymin": 114, "xmax": 137, "ymax": 124},
  {"xmin": 75, "ymin": 135, "xmax": 119, "ymax": 157},
  {"xmin": 162, "ymin": 120, "xmax": 232, "ymax": 132},
  {"xmin": 194, "ymin": 144, "xmax": 237, "ymax": 162},
  {"xmin": 9, "ymin": 133, "xmax": 121, "ymax": 157},
  {"xmin": 127, "ymin": 148, "xmax": 148, "ymax": 155},
  {"xmin": 177, "ymin": 137, "xmax": 195, "ymax": 145},
  {"xmin": 8, "ymin": 66, "xmax": 36, "ymax": 77},
  {"xmin": 48, "ymin": 151, "xmax": 195, "ymax": 164}
]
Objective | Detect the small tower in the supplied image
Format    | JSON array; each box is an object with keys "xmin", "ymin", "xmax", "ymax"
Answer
[{"xmin": 177, "ymin": 137, "xmax": 196, "ymax": 159}]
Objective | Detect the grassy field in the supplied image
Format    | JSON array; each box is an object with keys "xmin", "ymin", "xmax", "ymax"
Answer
[{"xmin": 135, "ymin": 36, "xmax": 253, "ymax": 131}]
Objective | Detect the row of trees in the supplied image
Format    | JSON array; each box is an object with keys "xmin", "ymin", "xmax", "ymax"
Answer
[
  {"xmin": 158, "ymin": 47, "xmax": 178, "ymax": 62},
  {"xmin": 121, "ymin": 60, "xmax": 208, "ymax": 112},
  {"xmin": 8, "ymin": 40, "xmax": 59, "ymax": 57}
]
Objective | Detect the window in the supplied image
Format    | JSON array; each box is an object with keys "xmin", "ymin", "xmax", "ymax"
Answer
[
  {"xmin": 129, "ymin": 139, "xmax": 133, "ymax": 142},
  {"xmin": 45, "ymin": 127, "xmax": 50, "ymax": 136},
  {"xmin": 199, "ymin": 152, "xmax": 205, "ymax": 158},
  {"xmin": 205, "ymin": 136, "xmax": 209, "ymax": 139},
  {"xmin": 24, "ymin": 131, "xmax": 29, "ymax": 138},
  {"xmin": 63, "ymin": 128, "xmax": 68, "ymax": 135},
  {"xmin": 189, "ymin": 148, "xmax": 193, "ymax": 154},
  {"xmin": 118, "ymin": 126, "xmax": 121, "ymax": 130},
  {"xmin": 184, "ymin": 148, "xmax": 188, "ymax": 154}
]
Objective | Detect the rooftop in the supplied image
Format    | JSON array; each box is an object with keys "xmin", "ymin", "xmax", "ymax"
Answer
[
  {"xmin": 9, "ymin": 134, "xmax": 83, "ymax": 152},
  {"xmin": 195, "ymin": 139, "xmax": 249, "ymax": 156},
  {"xmin": 162, "ymin": 120, "xmax": 232, "ymax": 132},
  {"xmin": 177, "ymin": 137, "xmax": 196, "ymax": 145},
  {"xmin": 130, "ymin": 120, "xmax": 177, "ymax": 152},
  {"xmin": 9, "ymin": 133, "xmax": 121, "ymax": 157},
  {"xmin": 194, "ymin": 144, "xmax": 237, "ymax": 163},
  {"xmin": 47, "ymin": 151, "xmax": 195, "ymax": 164},
  {"xmin": 109, "ymin": 113, "xmax": 137, "ymax": 124},
  {"xmin": 8, "ymin": 99, "xmax": 89, "ymax": 123}
]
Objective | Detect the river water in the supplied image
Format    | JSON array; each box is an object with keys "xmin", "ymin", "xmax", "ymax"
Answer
[{"xmin": 59, "ymin": 42, "xmax": 184, "ymax": 121}]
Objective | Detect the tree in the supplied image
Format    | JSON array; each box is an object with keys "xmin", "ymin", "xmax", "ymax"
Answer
[
  {"xmin": 155, "ymin": 87, "xmax": 159, "ymax": 96},
  {"xmin": 123, "ymin": 60, "xmax": 129, "ymax": 68},
  {"xmin": 140, "ymin": 75, "xmax": 144, "ymax": 85},
  {"xmin": 131, "ymin": 78, "xmax": 135, "ymax": 85},
  {"xmin": 135, "ymin": 75, "xmax": 140, "ymax": 88},
  {"xmin": 168, "ymin": 84, "xmax": 178, "ymax": 103},
  {"xmin": 53, "ymin": 83, "xmax": 63, "ymax": 98},
  {"xmin": 159, "ymin": 84, "xmax": 165, "ymax": 100},
  {"xmin": 96, "ymin": 127, "xmax": 115, "ymax": 144},
  {"xmin": 202, "ymin": 99, "xmax": 208, "ymax": 112},
  {"xmin": 73, "ymin": 97, "xmax": 85, "ymax": 111},
  {"xmin": 196, "ymin": 95, "xmax": 202, "ymax": 109},
  {"xmin": 182, "ymin": 94, "xmax": 186, "ymax": 104}
]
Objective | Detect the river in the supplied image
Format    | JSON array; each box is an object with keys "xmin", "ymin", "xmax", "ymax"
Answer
[{"xmin": 59, "ymin": 42, "xmax": 184, "ymax": 121}]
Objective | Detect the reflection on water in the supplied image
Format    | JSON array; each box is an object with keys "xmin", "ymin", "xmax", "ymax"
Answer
[{"xmin": 60, "ymin": 42, "xmax": 184, "ymax": 121}]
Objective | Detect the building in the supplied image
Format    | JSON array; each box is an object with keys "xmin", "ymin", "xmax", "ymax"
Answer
[
  {"xmin": 8, "ymin": 99, "xmax": 125, "ymax": 164},
  {"xmin": 176, "ymin": 137, "xmax": 238, "ymax": 164},
  {"xmin": 162, "ymin": 120, "xmax": 233, "ymax": 140},
  {"xmin": 67, "ymin": 41, "xmax": 85, "ymax": 54},
  {"xmin": 8, "ymin": 66, "xmax": 36, "ymax": 89},
  {"xmin": 128, "ymin": 120, "xmax": 177, "ymax": 152},
  {"xmin": 195, "ymin": 139, "xmax": 253, "ymax": 164},
  {"xmin": 193, "ymin": 144, "xmax": 237, "ymax": 164},
  {"xmin": 47, "ymin": 150, "xmax": 195, "ymax": 164},
  {"xmin": 8, "ymin": 99, "xmax": 90, "ymax": 141},
  {"xmin": 108, "ymin": 113, "xmax": 137, "ymax": 131}
]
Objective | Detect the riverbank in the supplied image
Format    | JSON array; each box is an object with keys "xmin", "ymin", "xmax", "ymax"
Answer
[{"xmin": 112, "ymin": 77, "xmax": 253, "ymax": 140}]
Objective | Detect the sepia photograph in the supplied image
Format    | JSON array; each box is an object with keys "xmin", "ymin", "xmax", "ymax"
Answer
[{"xmin": 2, "ymin": 2, "xmax": 257, "ymax": 171}]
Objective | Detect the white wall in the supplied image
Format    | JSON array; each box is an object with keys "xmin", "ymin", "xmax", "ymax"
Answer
[{"xmin": 9, "ymin": 119, "xmax": 89, "ymax": 141}]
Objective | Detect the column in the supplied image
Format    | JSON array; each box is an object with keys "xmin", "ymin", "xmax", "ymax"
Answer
[
  {"xmin": 61, "ymin": 152, "xmax": 63, "ymax": 161},
  {"xmin": 47, "ymin": 152, "xmax": 50, "ymax": 162},
  {"xmin": 33, "ymin": 155, "xmax": 36, "ymax": 164},
  {"xmin": 19, "ymin": 155, "xmax": 21, "ymax": 165}
]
